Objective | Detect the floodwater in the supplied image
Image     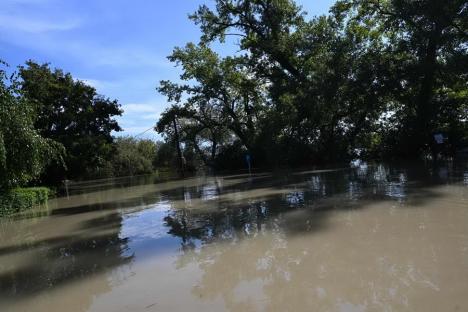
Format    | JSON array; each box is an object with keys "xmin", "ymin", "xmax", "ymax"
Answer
[{"xmin": 1, "ymin": 162, "xmax": 468, "ymax": 312}]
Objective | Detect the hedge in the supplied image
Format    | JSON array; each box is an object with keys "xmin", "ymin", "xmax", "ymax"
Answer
[{"xmin": 0, "ymin": 187, "xmax": 50, "ymax": 216}]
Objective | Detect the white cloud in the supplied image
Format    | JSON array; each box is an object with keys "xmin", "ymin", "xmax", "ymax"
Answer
[
  {"xmin": 0, "ymin": 0, "xmax": 174, "ymax": 141},
  {"xmin": 1, "ymin": 29, "xmax": 172, "ymax": 70},
  {"xmin": 114, "ymin": 98, "xmax": 169, "ymax": 138},
  {"xmin": 75, "ymin": 77, "xmax": 118, "ymax": 90},
  {"xmin": 89, "ymin": 48, "xmax": 172, "ymax": 69},
  {"xmin": 5, "ymin": 0, "xmax": 53, "ymax": 2},
  {"xmin": 3, "ymin": 0, "xmax": 56, "ymax": 4},
  {"xmin": 141, "ymin": 113, "xmax": 160, "ymax": 120},
  {"xmin": 122, "ymin": 103, "xmax": 162, "ymax": 114},
  {"xmin": 0, "ymin": 2, "xmax": 173, "ymax": 71},
  {"xmin": 0, "ymin": 13, "xmax": 81, "ymax": 33}
]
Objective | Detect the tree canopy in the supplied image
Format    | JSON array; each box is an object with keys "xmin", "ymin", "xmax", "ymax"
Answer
[
  {"xmin": 156, "ymin": 0, "xmax": 468, "ymax": 168},
  {"xmin": 19, "ymin": 61, "xmax": 123, "ymax": 181}
]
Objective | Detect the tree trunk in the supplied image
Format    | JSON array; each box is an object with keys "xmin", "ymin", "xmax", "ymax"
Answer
[
  {"xmin": 172, "ymin": 117, "xmax": 184, "ymax": 173},
  {"xmin": 413, "ymin": 31, "xmax": 439, "ymax": 154},
  {"xmin": 211, "ymin": 138, "xmax": 217, "ymax": 163}
]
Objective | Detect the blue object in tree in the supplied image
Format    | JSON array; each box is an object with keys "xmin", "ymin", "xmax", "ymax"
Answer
[{"xmin": 245, "ymin": 154, "xmax": 251, "ymax": 174}]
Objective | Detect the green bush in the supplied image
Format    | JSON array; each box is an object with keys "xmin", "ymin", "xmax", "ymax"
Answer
[{"xmin": 0, "ymin": 187, "xmax": 50, "ymax": 216}]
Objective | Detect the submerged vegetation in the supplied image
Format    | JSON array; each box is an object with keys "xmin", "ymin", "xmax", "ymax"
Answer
[{"xmin": 0, "ymin": 187, "xmax": 50, "ymax": 216}]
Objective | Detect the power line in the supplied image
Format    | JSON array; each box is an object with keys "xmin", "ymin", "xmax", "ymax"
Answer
[{"xmin": 134, "ymin": 126, "xmax": 155, "ymax": 138}]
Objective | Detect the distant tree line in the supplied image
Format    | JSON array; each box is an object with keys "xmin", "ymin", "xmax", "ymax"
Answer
[{"xmin": 156, "ymin": 0, "xmax": 468, "ymax": 170}]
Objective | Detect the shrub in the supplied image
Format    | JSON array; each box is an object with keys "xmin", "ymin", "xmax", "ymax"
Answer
[
  {"xmin": 111, "ymin": 137, "xmax": 158, "ymax": 176},
  {"xmin": 0, "ymin": 187, "xmax": 50, "ymax": 216}
]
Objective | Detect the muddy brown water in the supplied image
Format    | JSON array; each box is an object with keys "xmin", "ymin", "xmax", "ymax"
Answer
[{"xmin": 1, "ymin": 162, "xmax": 467, "ymax": 312}]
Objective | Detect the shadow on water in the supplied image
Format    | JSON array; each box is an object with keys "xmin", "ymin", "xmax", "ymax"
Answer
[
  {"xmin": 49, "ymin": 192, "xmax": 162, "ymax": 217},
  {"xmin": 0, "ymin": 161, "xmax": 466, "ymax": 308},
  {"xmin": 0, "ymin": 212, "xmax": 133, "ymax": 302}
]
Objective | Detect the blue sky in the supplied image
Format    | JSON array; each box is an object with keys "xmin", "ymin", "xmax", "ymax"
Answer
[{"xmin": 1, "ymin": 0, "xmax": 335, "ymax": 139}]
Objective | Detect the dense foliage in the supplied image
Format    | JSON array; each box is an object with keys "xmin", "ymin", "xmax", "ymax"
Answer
[
  {"xmin": 111, "ymin": 137, "xmax": 159, "ymax": 177},
  {"xmin": 19, "ymin": 61, "xmax": 123, "ymax": 182},
  {"xmin": 0, "ymin": 62, "xmax": 63, "ymax": 190},
  {"xmin": 0, "ymin": 187, "xmax": 50, "ymax": 216},
  {"xmin": 156, "ymin": 0, "xmax": 468, "ymax": 169}
]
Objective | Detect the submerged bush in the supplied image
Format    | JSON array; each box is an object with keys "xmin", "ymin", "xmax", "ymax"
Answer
[
  {"xmin": 111, "ymin": 137, "xmax": 158, "ymax": 176},
  {"xmin": 0, "ymin": 187, "xmax": 50, "ymax": 216}
]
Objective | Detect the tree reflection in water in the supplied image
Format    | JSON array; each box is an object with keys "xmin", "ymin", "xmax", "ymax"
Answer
[{"xmin": 161, "ymin": 162, "xmax": 468, "ymax": 311}]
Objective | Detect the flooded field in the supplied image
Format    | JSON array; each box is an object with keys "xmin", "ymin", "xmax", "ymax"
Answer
[{"xmin": 1, "ymin": 162, "xmax": 468, "ymax": 312}]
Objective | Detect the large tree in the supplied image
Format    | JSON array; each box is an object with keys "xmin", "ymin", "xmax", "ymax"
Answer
[
  {"xmin": 157, "ymin": 44, "xmax": 265, "ymax": 167},
  {"xmin": 160, "ymin": 0, "xmax": 390, "ymax": 164},
  {"xmin": 19, "ymin": 61, "xmax": 123, "ymax": 181}
]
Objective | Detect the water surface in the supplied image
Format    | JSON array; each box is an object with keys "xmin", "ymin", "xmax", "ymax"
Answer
[{"xmin": 1, "ymin": 162, "xmax": 468, "ymax": 311}]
